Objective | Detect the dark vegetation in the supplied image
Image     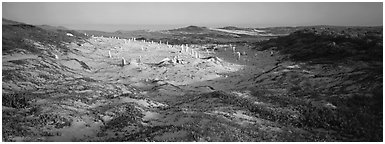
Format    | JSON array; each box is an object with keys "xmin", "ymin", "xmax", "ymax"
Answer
[
  {"xmin": 255, "ymin": 26, "xmax": 383, "ymax": 141},
  {"xmin": 258, "ymin": 26, "xmax": 383, "ymax": 62},
  {"xmin": 201, "ymin": 88, "xmax": 381, "ymax": 141},
  {"xmin": 2, "ymin": 93, "xmax": 33, "ymax": 109}
]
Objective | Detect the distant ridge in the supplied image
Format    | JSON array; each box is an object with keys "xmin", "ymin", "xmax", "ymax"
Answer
[
  {"xmin": 170, "ymin": 25, "xmax": 209, "ymax": 32},
  {"xmin": 2, "ymin": 18, "xmax": 25, "ymax": 25},
  {"xmin": 2, "ymin": 18, "xmax": 70, "ymax": 31},
  {"xmin": 37, "ymin": 25, "xmax": 69, "ymax": 31},
  {"xmin": 219, "ymin": 26, "xmax": 245, "ymax": 30}
]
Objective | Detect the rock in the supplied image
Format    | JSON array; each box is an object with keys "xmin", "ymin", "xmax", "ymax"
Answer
[
  {"xmin": 325, "ymin": 102, "xmax": 337, "ymax": 109},
  {"xmin": 286, "ymin": 65, "xmax": 300, "ymax": 69},
  {"xmin": 101, "ymin": 115, "xmax": 113, "ymax": 123},
  {"xmin": 121, "ymin": 57, "xmax": 127, "ymax": 66}
]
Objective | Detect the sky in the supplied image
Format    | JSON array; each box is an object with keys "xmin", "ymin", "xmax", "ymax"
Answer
[{"xmin": 2, "ymin": 2, "xmax": 383, "ymax": 31}]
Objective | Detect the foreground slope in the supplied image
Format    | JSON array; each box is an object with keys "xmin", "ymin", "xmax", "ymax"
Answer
[
  {"xmin": 256, "ymin": 26, "xmax": 383, "ymax": 141},
  {"xmin": 2, "ymin": 20, "xmax": 383, "ymax": 142}
]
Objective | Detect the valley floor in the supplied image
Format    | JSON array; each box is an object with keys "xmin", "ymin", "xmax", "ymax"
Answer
[{"xmin": 2, "ymin": 36, "xmax": 381, "ymax": 141}]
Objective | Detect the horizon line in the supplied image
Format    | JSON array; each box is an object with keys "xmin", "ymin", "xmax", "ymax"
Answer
[{"xmin": 3, "ymin": 18, "xmax": 383, "ymax": 33}]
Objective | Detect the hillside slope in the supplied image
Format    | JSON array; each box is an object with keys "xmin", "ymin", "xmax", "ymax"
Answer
[
  {"xmin": 255, "ymin": 26, "xmax": 383, "ymax": 141},
  {"xmin": 258, "ymin": 26, "xmax": 382, "ymax": 62},
  {"xmin": 2, "ymin": 19, "xmax": 88, "ymax": 55}
]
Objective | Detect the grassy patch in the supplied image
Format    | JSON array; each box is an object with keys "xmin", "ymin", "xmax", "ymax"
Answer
[{"xmin": 2, "ymin": 92, "xmax": 34, "ymax": 109}]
